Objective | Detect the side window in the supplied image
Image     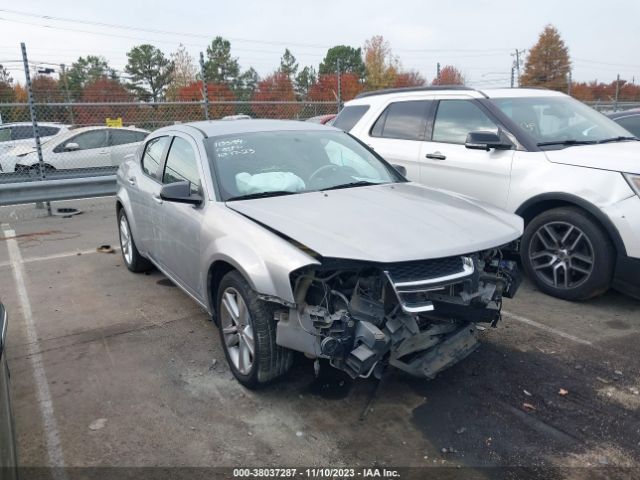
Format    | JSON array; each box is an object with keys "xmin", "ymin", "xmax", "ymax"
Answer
[
  {"xmin": 333, "ymin": 105, "xmax": 370, "ymax": 131},
  {"xmin": 110, "ymin": 129, "xmax": 148, "ymax": 146},
  {"xmin": 616, "ymin": 116, "xmax": 640, "ymax": 138},
  {"xmin": 70, "ymin": 130, "xmax": 108, "ymax": 150},
  {"xmin": 162, "ymin": 137, "xmax": 201, "ymax": 194},
  {"xmin": 11, "ymin": 126, "xmax": 34, "ymax": 140},
  {"xmin": 0, "ymin": 128, "xmax": 10, "ymax": 142},
  {"xmin": 39, "ymin": 126, "xmax": 60, "ymax": 137},
  {"xmin": 141, "ymin": 136, "xmax": 170, "ymax": 178},
  {"xmin": 370, "ymin": 101, "xmax": 430, "ymax": 140},
  {"xmin": 432, "ymin": 100, "xmax": 498, "ymax": 144}
]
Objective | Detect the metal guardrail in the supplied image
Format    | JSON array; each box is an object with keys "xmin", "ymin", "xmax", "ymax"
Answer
[{"xmin": 0, "ymin": 175, "xmax": 116, "ymax": 206}]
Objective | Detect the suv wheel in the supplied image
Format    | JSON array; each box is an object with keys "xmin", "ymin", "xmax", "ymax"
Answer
[
  {"xmin": 217, "ymin": 271, "xmax": 293, "ymax": 389},
  {"xmin": 521, "ymin": 207, "xmax": 614, "ymax": 301}
]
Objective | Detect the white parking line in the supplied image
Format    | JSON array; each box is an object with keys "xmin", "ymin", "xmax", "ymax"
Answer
[
  {"xmin": 502, "ymin": 310, "xmax": 593, "ymax": 346},
  {"xmin": 1, "ymin": 223, "xmax": 67, "ymax": 472},
  {"xmin": 0, "ymin": 247, "xmax": 119, "ymax": 269}
]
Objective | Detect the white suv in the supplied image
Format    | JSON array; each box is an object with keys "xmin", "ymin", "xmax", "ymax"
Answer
[{"xmin": 339, "ymin": 87, "xmax": 640, "ymax": 301}]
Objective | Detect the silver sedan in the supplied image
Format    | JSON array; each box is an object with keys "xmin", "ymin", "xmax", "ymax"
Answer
[{"xmin": 116, "ymin": 120, "xmax": 523, "ymax": 388}]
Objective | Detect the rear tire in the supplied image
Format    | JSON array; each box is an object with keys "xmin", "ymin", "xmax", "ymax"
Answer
[
  {"xmin": 217, "ymin": 271, "xmax": 293, "ymax": 389},
  {"xmin": 520, "ymin": 207, "xmax": 614, "ymax": 300},
  {"xmin": 117, "ymin": 209, "xmax": 152, "ymax": 273}
]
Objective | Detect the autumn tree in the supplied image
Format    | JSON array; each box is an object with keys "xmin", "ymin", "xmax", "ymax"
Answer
[
  {"xmin": 125, "ymin": 44, "xmax": 175, "ymax": 102},
  {"xmin": 66, "ymin": 56, "xmax": 117, "ymax": 99},
  {"xmin": 363, "ymin": 35, "xmax": 398, "ymax": 90},
  {"xmin": 166, "ymin": 44, "xmax": 197, "ymax": 100},
  {"xmin": 279, "ymin": 49, "xmax": 298, "ymax": 80},
  {"xmin": 319, "ymin": 45, "xmax": 366, "ymax": 80},
  {"xmin": 295, "ymin": 66, "xmax": 316, "ymax": 100},
  {"xmin": 394, "ymin": 70, "xmax": 426, "ymax": 88},
  {"xmin": 251, "ymin": 72, "xmax": 300, "ymax": 119},
  {"xmin": 204, "ymin": 37, "xmax": 240, "ymax": 88},
  {"xmin": 0, "ymin": 64, "xmax": 12, "ymax": 85},
  {"xmin": 176, "ymin": 81, "xmax": 236, "ymax": 119},
  {"xmin": 309, "ymin": 73, "xmax": 363, "ymax": 102},
  {"xmin": 520, "ymin": 25, "xmax": 571, "ymax": 91},
  {"xmin": 432, "ymin": 65, "xmax": 465, "ymax": 85},
  {"xmin": 75, "ymin": 78, "xmax": 133, "ymax": 126},
  {"xmin": 0, "ymin": 64, "xmax": 13, "ymax": 104}
]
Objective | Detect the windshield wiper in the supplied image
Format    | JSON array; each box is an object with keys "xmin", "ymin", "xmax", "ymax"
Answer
[
  {"xmin": 225, "ymin": 190, "xmax": 299, "ymax": 201},
  {"xmin": 596, "ymin": 136, "xmax": 638, "ymax": 144},
  {"xmin": 321, "ymin": 180, "xmax": 383, "ymax": 191},
  {"xmin": 537, "ymin": 140, "xmax": 597, "ymax": 147}
]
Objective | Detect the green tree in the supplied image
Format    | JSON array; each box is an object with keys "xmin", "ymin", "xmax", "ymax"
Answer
[
  {"xmin": 66, "ymin": 56, "xmax": 117, "ymax": 99},
  {"xmin": 236, "ymin": 67, "xmax": 260, "ymax": 101},
  {"xmin": 295, "ymin": 66, "xmax": 316, "ymax": 99},
  {"xmin": 319, "ymin": 45, "xmax": 366, "ymax": 80},
  {"xmin": 204, "ymin": 37, "xmax": 240, "ymax": 87},
  {"xmin": 279, "ymin": 48, "xmax": 298, "ymax": 80},
  {"xmin": 520, "ymin": 24, "xmax": 571, "ymax": 91},
  {"xmin": 125, "ymin": 44, "xmax": 175, "ymax": 102}
]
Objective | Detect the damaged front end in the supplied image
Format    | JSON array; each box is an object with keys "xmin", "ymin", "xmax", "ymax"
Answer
[{"xmin": 273, "ymin": 247, "xmax": 521, "ymax": 379}]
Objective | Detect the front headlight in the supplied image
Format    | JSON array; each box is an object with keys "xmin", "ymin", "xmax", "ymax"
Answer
[{"xmin": 623, "ymin": 173, "xmax": 640, "ymax": 197}]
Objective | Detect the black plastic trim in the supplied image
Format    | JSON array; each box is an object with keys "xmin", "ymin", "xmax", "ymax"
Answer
[{"xmin": 612, "ymin": 255, "xmax": 640, "ymax": 299}]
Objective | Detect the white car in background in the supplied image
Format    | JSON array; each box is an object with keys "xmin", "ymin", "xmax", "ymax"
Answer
[
  {"xmin": 0, "ymin": 122, "xmax": 69, "ymax": 157},
  {"xmin": 8, "ymin": 126, "xmax": 149, "ymax": 174},
  {"xmin": 340, "ymin": 87, "xmax": 640, "ymax": 301}
]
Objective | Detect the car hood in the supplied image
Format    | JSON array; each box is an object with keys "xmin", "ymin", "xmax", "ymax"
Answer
[
  {"xmin": 543, "ymin": 141, "xmax": 640, "ymax": 174},
  {"xmin": 225, "ymin": 182, "xmax": 523, "ymax": 263}
]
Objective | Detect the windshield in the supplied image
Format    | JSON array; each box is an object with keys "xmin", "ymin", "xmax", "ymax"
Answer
[
  {"xmin": 492, "ymin": 96, "xmax": 634, "ymax": 148},
  {"xmin": 208, "ymin": 130, "xmax": 402, "ymax": 201}
]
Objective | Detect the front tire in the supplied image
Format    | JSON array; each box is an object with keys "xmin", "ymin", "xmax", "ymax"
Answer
[
  {"xmin": 217, "ymin": 271, "xmax": 293, "ymax": 389},
  {"xmin": 521, "ymin": 207, "xmax": 614, "ymax": 300},
  {"xmin": 117, "ymin": 209, "xmax": 152, "ymax": 273}
]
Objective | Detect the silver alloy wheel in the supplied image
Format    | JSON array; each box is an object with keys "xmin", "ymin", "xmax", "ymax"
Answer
[
  {"xmin": 119, "ymin": 215, "xmax": 133, "ymax": 266},
  {"xmin": 220, "ymin": 287, "xmax": 255, "ymax": 375},
  {"xmin": 528, "ymin": 221, "xmax": 595, "ymax": 289}
]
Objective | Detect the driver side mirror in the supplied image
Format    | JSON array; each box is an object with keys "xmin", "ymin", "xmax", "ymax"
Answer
[
  {"xmin": 391, "ymin": 164, "xmax": 407, "ymax": 177},
  {"xmin": 160, "ymin": 181, "xmax": 203, "ymax": 205},
  {"xmin": 465, "ymin": 131, "xmax": 513, "ymax": 151},
  {"xmin": 64, "ymin": 142, "xmax": 80, "ymax": 151}
]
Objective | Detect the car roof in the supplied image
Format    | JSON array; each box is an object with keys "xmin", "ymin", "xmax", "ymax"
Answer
[
  {"xmin": 166, "ymin": 119, "xmax": 339, "ymax": 138},
  {"xmin": 346, "ymin": 86, "xmax": 566, "ymax": 105},
  {"xmin": 43, "ymin": 126, "xmax": 148, "ymax": 145}
]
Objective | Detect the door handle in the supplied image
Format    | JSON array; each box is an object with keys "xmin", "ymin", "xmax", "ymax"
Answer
[
  {"xmin": 426, "ymin": 152, "xmax": 446, "ymax": 160},
  {"xmin": 152, "ymin": 195, "xmax": 163, "ymax": 205},
  {"xmin": 127, "ymin": 177, "xmax": 136, "ymax": 186}
]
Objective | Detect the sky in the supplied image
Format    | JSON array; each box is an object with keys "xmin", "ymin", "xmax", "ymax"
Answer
[{"xmin": 1, "ymin": 0, "xmax": 639, "ymax": 88}]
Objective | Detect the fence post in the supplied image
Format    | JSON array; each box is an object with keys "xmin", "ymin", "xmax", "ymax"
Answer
[
  {"xmin": 199, "ymin": 52, "xmax": 210, "ymax": 120},
  {"xmin": 21, "ymin": 42, "xmax": 51, "ymax": 215},
  {"xmin": 336, "ymin": 58, "xmax": 342, "ymax": 113}
]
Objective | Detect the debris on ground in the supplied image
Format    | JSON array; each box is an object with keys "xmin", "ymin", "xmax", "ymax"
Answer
[
  {"xmin": 523, "ymin": 389, "xmax": 532, "ymax": 397},
  {"xmin": 89, "ymin": 418, "xmax": 107, "ymax": 430},
  {"xmin": 596, "ymin": 376, "xmax": 610, "ymax": 384},
  {"xmin": 522, "ymin": 403, "xmax": 536, "ymax": 412},
  {"xmin": 629, "ymin": 387, "xmax": 639, "ymax": 395},
  {"xmin": 96, "ymin": 245, "xmax": 115, "ymax": 254},
  {"xmin": 559, "ymin": 388, "xmax": 569, "ymax": 396},
  {"xmin": 614, "ymin": 370, "xmax": 623, "ymax": 376},
  {"xmin": 455, "ymin": 427, "xmax": 467, "ymax": 434},
  {"xmin": 209, "ymin": 358, "xmax": 217, "ymax": 370}
]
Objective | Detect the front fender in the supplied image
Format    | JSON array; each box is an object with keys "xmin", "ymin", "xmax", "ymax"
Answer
[{"xmin": 201, "ymin": 205, "xmax": 320, "ymax": 308}]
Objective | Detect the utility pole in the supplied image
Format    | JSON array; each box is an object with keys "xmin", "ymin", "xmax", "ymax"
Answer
[
  {"xmin": 199, "ymin": 52, "xmax": 210, "ymax": 120},
  {"xmin": 60, "ymin": 63, "xmax": 75, "ymax": 124},
  {"xmin": 21, "ymin": 42, "xmax": 51, "ymax": 215},
  {"xmin": 511, "ymin": 49, "xmax": 525, "ymax": 87}
]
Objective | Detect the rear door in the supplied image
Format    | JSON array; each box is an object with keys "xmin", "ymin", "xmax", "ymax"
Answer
[
  {"xmin": 419, "ymin": 98, "xmax": 513, "ymax": 208},
  {"xmin": 108, "ymin": 129, "xmax": 148, "ymax": 168},
  {"xmin": 362, "ymin": 99, "xmax": 433, "ymax": 180},
  {"xmin": 154, "ymin": 133, "xmax": 207, "ymax": 301}
]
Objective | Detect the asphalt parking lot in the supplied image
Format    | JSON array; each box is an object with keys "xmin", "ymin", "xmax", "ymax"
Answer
[{"xmin": 1, "ymin": 198, "xmax": 639, "ymax": 478}]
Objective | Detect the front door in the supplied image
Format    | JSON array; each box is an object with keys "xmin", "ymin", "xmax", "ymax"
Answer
[
  {"xmin": 52, "ymin": 129, "xmax": 110, "ymax": 170},
  {"xmin": 419, "ymin": 98, "xmax": 513, "ymax": 209}
]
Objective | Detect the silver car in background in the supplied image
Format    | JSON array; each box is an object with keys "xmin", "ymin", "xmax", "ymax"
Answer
[{"xmin": 116, "ymin": 120, "xmax": 523, "ymax": 388}]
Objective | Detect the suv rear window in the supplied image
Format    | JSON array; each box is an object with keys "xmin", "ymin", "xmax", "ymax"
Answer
[
  {"xmin": 333, "ymin": 105, "xmax": 370, "ymax": 132},
  {"xmin": 370, "ymin": 101, "xmax": 430, "ymax": 141}
]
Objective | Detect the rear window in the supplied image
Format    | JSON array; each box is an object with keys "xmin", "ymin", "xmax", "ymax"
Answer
[
  {"xmin": 39, "ymin": 126, "xmax": 60, "ymax": 137},
  {"xmin": 370, "ymin": 101, "xmax": 431, "ymax": 141},
  {"xmin": 333, "ymin": 105, "xmax": 370, "ymax": 131}
]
